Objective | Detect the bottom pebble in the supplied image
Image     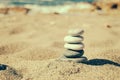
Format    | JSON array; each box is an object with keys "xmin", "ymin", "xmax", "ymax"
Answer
[{"xmin": 59, "ymin": 56, "xmax": 88, "ymax": 63}]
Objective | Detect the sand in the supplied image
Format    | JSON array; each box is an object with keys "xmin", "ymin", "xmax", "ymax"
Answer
[{"xmin": 0, "ymin": 11, "xmax": 120, "ymax": 80}]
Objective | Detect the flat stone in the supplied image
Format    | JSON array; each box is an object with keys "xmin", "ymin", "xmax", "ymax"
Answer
[
  {"xmin": 68, "ymin": 29, "xmax": 84, "ymax": 36},
  {"xmin": 64, "ymin": 43, "xmax": 84, "ymax": 50},
  {"xmin": 60, "ymin": 56, "xmax": 87, "ymax": 63},
  {"xmin": 64, "ymin": 35, "xmax": 83, "ymax": 43},
  {"xmin": 64, "ymin": 49, "xmax": 84, "ymax": 58}
]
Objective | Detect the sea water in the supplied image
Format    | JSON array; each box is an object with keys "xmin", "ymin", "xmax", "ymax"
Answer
[{"xmin": 0, "ymin": 0, "xmax": 95, "ymax": 6}]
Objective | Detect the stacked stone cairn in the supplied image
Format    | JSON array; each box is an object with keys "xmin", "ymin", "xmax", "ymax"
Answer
[{"xmin": 60, "ymin": 29, "xmax": 87, "ymax": 63}]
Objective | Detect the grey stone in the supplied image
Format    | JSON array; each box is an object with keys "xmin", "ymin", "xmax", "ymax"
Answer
[
  {"xmin": 60, "ymin": 56, "xmax": 87, "ymax": 63},
  {"xmin": 64, "ymin": 49, "xmax": 84, "ymax": 58}
]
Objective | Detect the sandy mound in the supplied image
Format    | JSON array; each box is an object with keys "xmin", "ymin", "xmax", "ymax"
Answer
[
  {"xmin": 0, "ymin": 11, "xmax": 119, "ymax": 80},
  {"xmin": 0, "ymin": 64, "xmax": 22, "ymax": 80}
]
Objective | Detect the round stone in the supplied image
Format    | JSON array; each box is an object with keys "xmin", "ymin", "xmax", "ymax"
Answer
[
  {"xmin": 64, "ymin": 35, "xmax": 83, "ymax": 43},
  {"xmin": 68, "ymin": 29, "xmax": 84, "ymax": 36},
  {"xmin": 64, "ymin": 43, "xmax": 84, "ymax": 50},
  {"xmin": 60, "ymin": 56, "xmax": 87, "ymax": 63},
  {"xmin": 64, "ymin": 49, "xmax": 84, "ymax": 58}
]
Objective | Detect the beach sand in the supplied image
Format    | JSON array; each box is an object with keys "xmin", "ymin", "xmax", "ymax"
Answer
[{"xmin": 0, "ymin": 11, "xmax": 120, "ymax": 80}]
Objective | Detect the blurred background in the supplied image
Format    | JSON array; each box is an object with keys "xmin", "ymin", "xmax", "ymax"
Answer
[{"xmin": 0, "ymin": 0, "xmax": 120, "ymax": 80}]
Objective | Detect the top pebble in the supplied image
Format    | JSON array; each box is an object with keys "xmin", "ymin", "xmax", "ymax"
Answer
[{"xmin": 68, "ymin": 28, "xmax": 84, "ymax": 36}]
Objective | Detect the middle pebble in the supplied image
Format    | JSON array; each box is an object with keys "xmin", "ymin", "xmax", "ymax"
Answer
[
  {"xmin": 64, "ymin": 35, "xmax": 83, "ymax": 43},
  {"xmin": 64, "ymin": 43, "xmax": 84, "ymax": 50}
]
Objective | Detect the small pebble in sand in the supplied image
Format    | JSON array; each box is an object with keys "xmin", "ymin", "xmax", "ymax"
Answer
[
  {"xmin": 0, "ymin": 64, "xmax": 7, "ymax": 70},
  {"xmin": 106, "ymin": 24, "xmax": 112, "ymax": 28}
]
